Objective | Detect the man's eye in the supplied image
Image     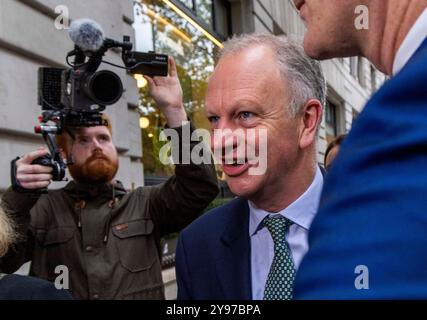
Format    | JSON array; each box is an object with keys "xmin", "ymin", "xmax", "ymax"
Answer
[
  {"xmin": 239, "ymin": 111, "xmax": 253, "ymax": 120},
  {"xmin": 78, "ymin": 138, "xmax": 89, "ymax": 144},
  {"xmin": 208, "ymin": 116, "xmax": 220, "ymax": 124}
]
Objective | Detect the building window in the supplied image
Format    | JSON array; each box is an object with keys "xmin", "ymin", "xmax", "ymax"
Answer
[
  {"xmin": 133, "ymin": 0, "xmax": 227, "ymax": 177},
  {"xmin": 195, "ymin": 0, "xmax": 213, "ymax": 26},
  {"xmin": 325, "ymin": 100, "xmax": 339, "ymax": 144},
  {"xmin": 177, "ymin": 0, "xmax": 215, "ymax": 27},
  {"xmin": 213, "ymin": 0, "xmax": 231, "ymax": 38},
  {"xmin": 180, "ymin": 0, "xmax": 194, "ymax": 10},
  {"xmin": 151, "ymin": 0, "xmax": 230, "ymax": 38}
]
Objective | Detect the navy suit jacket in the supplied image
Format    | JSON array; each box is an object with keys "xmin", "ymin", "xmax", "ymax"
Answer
[
  {"xmin": 176, "ymin": 198, "xmax": 252, "ymax": 300},
  {"xmin": 0, "ymin": 274, "xmax": 73, "ymax": 300},
  {"xmin": 294, "ymin": 38, "xmax": 427, "ymax": 299}
]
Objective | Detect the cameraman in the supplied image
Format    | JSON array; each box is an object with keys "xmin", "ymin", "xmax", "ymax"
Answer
[{"xmin": 0, "ymin": 58, "xmax": 219, "ymax": 299}]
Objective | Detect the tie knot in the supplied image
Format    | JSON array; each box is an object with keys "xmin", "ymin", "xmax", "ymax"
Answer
[{"xmin": 263, "ymin": 216, "xmax": 292, "ymax": 243}]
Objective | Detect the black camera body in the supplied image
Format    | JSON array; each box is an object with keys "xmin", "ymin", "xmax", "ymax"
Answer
[
  {"xmin": 62, "ymin": 69, "xmax": 123, "ymax": 111},
  {"xmin": 124, "ymin": 51, "xmax": 169, "ymax": 77},
  {"xmin": 38, "ymin": 36, "xmax": 168, "ymax": 128}
]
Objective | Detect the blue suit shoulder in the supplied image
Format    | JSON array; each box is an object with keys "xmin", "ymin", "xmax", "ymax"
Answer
[
  {"xmin": 180, "ymin": 197, "xmax": 247, "ymax": 241},
  {"xmin": 176, "ymin": 198, "xmax": 249, "ymax": 299},
  {"xmin": 294, "ymin": 42, "xmax": 427, "ymax": 299},
  {"xmin": 0, "ymin": 274, "xmax": 73, "ymax": 300}
]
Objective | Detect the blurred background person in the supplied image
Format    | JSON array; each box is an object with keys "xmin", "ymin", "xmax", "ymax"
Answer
[
  {"xmin": 0, "ymin": 204, "xmax": 72, "ymax": 299},
  {"xmin": 324, "ymin": 134, "xmax": 346, "ymax": 171}
]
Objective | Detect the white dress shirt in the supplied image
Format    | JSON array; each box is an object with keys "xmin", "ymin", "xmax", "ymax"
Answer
[
  {"xmin": 249, "ymin": 166, "xmax": 324, "ymax": 300},
  {"xmin": 393, "ymin": 7, "xmax": 427, "ymax": 75}
]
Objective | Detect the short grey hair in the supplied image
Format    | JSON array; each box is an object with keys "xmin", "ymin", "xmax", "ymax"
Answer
[{"xmin": 219, "ymin": 33, "xmax": 326, "ymax": 117}]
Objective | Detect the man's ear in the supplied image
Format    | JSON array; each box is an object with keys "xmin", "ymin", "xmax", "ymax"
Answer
[
  {"xmin": 299, "ymin": 99, "xmax": 323, "ymax": 149},
  {"xmin": 57, "ymin": 130, "xmax": 74, "ymax": 162}
]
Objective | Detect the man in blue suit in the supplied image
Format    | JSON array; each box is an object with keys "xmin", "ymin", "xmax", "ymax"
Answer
[
  {"xmin": 292, "ymin": 0, "xmax": 427, "ymax": 298},
  {"xmin": 176, "ymin": 34, "xmax": 326, "ymax": 300}
]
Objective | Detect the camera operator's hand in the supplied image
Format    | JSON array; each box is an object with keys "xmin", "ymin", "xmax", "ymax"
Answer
[
  {"xmin": 15, "ymin": 147, "xmax": 53, "ymax": 190},
  {"xmin": 145, "ymin": 57, "xmax": 188, "ymax": 128}
]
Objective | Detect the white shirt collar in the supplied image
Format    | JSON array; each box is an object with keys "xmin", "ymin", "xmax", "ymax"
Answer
[
  {"xmin": 248, "ymin": 166, "xmax": 324, "ymax": 235},
  {"xmin": 393, "ymin": 7, "xmax": 427, "ymax": 75}
]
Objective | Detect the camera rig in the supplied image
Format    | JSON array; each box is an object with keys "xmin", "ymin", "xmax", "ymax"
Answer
[{"xmin": 11, "ymin": 25, "xmax": 168, "ymax": 193}]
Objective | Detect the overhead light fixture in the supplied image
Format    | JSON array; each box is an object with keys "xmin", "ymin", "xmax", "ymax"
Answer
[{"xmin": 162, "ymin": 0, "xmax": 224, "ymax": 48}]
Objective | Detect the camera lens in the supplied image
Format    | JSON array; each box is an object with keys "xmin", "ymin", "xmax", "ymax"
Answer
[{"xmin": 85, "ymin": 70, "xmax": 123, "ymax": 105}]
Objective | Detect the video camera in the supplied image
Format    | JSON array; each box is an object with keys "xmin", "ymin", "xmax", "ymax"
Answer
[{"xmin": 11, "ymin": 19, "xmax": 168, "ymax": 193}]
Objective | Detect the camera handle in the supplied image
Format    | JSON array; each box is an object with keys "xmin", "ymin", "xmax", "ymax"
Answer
[
  {"xmin": 11, "ymin": 129, "xmax": 67, "ymax": 194},
  {"xmin": 42, "ymin": 130, "xmax": 67, "ymax": 177}
]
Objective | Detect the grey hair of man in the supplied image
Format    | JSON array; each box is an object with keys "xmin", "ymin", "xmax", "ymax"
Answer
[
  {"xmin": 218, "ymin": 33, "xmax": 327, "ymax": 118},
  {"xmin": 0, "ymin": 204, "xmax": 17, "ymax": 257}
]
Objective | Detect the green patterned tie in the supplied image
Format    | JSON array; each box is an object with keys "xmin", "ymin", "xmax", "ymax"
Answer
[{"xmin": 263, "ymin": 216, "xmax": 295, "ymax": 300}]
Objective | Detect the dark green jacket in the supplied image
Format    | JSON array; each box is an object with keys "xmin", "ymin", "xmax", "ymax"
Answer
[{"xmin": 0, "ymin": 123, "xmax": 218, "ymax": 300}]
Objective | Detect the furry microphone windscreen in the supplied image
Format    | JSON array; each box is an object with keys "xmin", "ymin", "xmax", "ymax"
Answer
[{"xmin": 69, "ymin": 18, "xmax": 105, "ymax": 51}]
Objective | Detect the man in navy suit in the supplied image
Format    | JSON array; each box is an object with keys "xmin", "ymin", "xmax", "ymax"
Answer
[
  {"xmin": 292, "ymin": 0, "xmax": 427, "ymax": 298},
  {"xmin": 175, "ymin": 34, "xmax": 326, "ymax": 300}
]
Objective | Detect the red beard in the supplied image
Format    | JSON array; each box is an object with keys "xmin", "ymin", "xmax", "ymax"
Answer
[{"xmin": 69, "ymin": 152, "xmax": 119, "ymax": 184}]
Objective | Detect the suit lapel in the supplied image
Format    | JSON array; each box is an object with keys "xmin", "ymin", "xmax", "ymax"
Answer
[
  {"xmin": 416, "ymin": 37, "xmax": 427, "ymax": 52},
  {"xmin": 215, "ymin": 198, "xmax": 252, "ymax": 300}
]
